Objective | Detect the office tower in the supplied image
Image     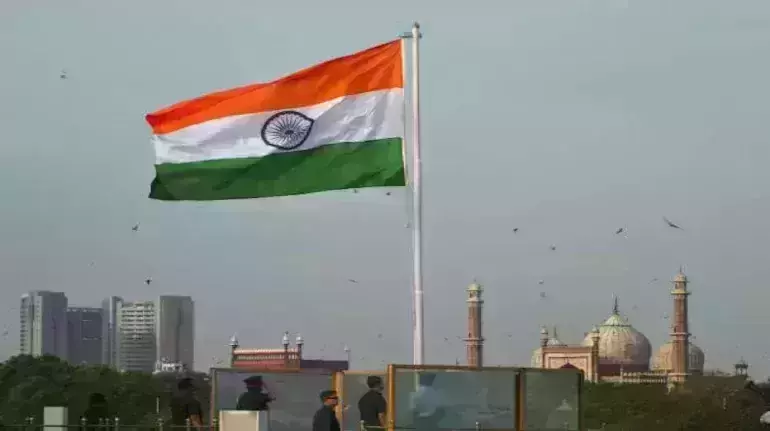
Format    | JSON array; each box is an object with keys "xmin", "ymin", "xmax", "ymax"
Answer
[
  {"xmin": 156, "ymin": 296, "xmax": 195, "ymax": 370},
  {"xmin": 101, "ymin": 296, "xmax": 123, "ymax": 367},
  {"xmin": 117, "ymin": 301, "xmax": 157, "ymax": 372},
  {"xmin": 19, "ymin": 291, "xmax": 68, "ymax": 358},
  {"xmin": 66, "ymin": 307, "xmax": 103, "ymax": 365}
]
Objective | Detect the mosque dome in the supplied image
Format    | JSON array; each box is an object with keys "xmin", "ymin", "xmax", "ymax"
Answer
[
  {"xmin": 581, "ymin": 299, "xmax": 652, "ymax": 368},
  {"xmin": 651, "ymin": 340, "xmax": 705, "ymax": 373}
]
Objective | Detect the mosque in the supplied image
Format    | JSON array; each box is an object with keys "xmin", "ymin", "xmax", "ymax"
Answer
[
  {"xmin": 462, "ymin": 269, "xmax": 719, "ymax": 384},
  {"xmin": 528, "ymin": 270, "xmax": 705, "ymax": 383}
]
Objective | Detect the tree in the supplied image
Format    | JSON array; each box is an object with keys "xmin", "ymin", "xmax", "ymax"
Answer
[
  {"xmin": 582, "ymin": 376, "xmax": 768, "ymax": 430},
  {"xmin": 0, "ymin": 355, "xmax": 211, "ymax": 425}
]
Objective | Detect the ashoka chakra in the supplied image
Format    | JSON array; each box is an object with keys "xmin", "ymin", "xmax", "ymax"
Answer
[{"xmin": 261, "ymin": 111, "xmax": 315, "ymax": 150}]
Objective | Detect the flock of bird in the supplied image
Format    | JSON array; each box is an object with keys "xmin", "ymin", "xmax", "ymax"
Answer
[{"xmin": 516, "ymin": 216, "xmax": 683, "ymax": 298}]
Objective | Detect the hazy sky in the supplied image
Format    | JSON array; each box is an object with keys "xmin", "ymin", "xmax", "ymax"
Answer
[{"xmin": 2, "ymin": 0, "xmax": 770, "ymax": 376}]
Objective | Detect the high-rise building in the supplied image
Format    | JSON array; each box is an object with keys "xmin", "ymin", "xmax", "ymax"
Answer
[
  {"xmin": 66, "ymin": 307, "xmax": 103, "ymax": 365},
  {"xmin": 117, "ymin": 301, "xmax": 157, "ymax": 372},
  {"xmin": 156, "ymin": 296, "xmax": 195, "ymax": 370},
  {"xmin": 19, "ymin": 291, "xmax": 68, "ymax": 358},
  {"xmin": 101, "ymin": 296, "xmax": 123, "ymax": 367}
]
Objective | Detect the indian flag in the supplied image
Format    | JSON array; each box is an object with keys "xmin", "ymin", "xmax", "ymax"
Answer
[{"xmin": 145, "ymin": 40, "xmax": 406, "ymax": 201}]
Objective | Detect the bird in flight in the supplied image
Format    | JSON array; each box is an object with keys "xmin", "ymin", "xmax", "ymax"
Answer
[
  {"xmin": 615, "ymin": 227, "xmax": 625, "ymax": 234},
  {"xmin": 538, "ymin": 280, "xmax": 545, "ymax": 285},
  {"xmin": 663, "ymin": 217, "xmax": 683, "ymax": 229},
  {"xmin": 347, "ymin": 278, "xmax": 358, "ymax": 284},
  {"xmin": 550, "ymin": 245, "xmax": 556, "ymax": 251},
  {"xmin": 131, "ymin": 224, "xmax": 140, "ymax": 232},
  {"xmin": 60, "ymin": 69, "xmax": 68, "ymax": 79},
  {"xmin": 145, "ymin": 278, "xmax": 152, "ymax": 285}
]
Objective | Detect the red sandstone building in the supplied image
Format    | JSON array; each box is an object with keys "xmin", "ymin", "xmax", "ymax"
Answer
[{"xmin": 227, "ymin": 332, "xmax": 349, "ymax": 371}]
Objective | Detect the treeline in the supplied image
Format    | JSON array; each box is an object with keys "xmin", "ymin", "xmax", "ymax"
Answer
[
  {"xmin": 582, "ymin": 377, "xmax": 770, "ymax": 430},
  {"xmin": 0, "ymin": 355, "xmax": 210, "ymax": 425}
]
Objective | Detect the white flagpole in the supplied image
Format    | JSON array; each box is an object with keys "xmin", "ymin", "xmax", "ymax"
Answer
[{"xmin": 400, "ymin": 22, "xmax": 424, "ymax": 365}]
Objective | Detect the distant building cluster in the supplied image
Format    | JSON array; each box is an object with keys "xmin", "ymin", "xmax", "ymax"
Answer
[
  {"xmin": 530, "ymin": 270, "xmax": 717, "ymax": 385},
  {"xmin": 227, "ymin": 332, "xmax": 349, "ymax": 371},
  {"xmin": 19, "ymin": 291, "xmax": 194, "ymax": 373}
]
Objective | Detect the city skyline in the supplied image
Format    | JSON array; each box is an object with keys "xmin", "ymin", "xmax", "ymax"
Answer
[
  {"xmin": 3, "ymin": 0, "xmax": 770, "ymax": 377},
  {"xmin": 17, "ymin": 291, "xmax": 195, "ymax": 372}
]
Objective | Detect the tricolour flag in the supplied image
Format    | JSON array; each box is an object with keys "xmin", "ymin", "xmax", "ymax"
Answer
[{"xmin": 145, "ymin": 40, "xmax": 405, "ymax": 201}]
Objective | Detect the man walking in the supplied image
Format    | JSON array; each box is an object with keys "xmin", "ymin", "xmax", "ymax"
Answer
[
  {"xmin": 357, "ymin": 376, "xmax": 387, "ymax": 430},
  {"xmin": 313, "ymin": 390, "xmax": 341, "ymax": 431}
]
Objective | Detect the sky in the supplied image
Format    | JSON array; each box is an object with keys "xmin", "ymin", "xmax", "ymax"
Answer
[{"xmin": 1, "ymin": 0, "xmax": 770, "ymax": 376}]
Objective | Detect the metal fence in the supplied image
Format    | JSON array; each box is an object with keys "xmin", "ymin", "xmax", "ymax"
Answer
[{"xmin": 1, "ymin": 418, "xmax": 219, "ymax": 431}]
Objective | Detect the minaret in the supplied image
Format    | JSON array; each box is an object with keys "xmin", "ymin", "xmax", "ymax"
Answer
[
  {"xmin": 295, "ymin": 333, "xmax": 304, "ymax": 367},
  {"xmin": 464, "ymin": 281, "xmax": 484, "ymax": 367},
  {"xmin": 590, "ymin": 326, "xmax": 601, "ymax": 382},
  {"xmin": 282, "ymin": 331, "xmax": 290, "ymax": 366},
  {"xmin": 539, "ymin": 326, "xmax": 549, "ymax": 368},
  {"xmin": 670, "ymin": 269, "xmax": 691, "ymax": 383},
  {"xmin": 228, "ymin": 334, "xmax": 239, "ymax": 367}
]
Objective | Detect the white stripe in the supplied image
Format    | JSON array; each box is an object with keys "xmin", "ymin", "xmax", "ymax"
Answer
[{"xmin": 153, "ymin": 89, "xmax": 404, "ymax": 165}]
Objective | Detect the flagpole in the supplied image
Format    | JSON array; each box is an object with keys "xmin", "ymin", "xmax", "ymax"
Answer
[{"xmin": 400, "ymin": 22, "xmax": 424, "ymax": 365}]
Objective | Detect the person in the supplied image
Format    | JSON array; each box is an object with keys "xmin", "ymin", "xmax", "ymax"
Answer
[
  {"xmin": 312, "ymin": 390, "xmax": 341, "ymax": 431},
  {"xmin": 409, "ymin": 373, "xmax": 444, "ymax": 431},
  {"xmin": 236, "ymin": 375, "xmax": 274, "ymax": 411},
  {"xmin": 81, "ymin": 393, "xmax": 109, "ymax": 431},
  {"xmin": 170, "ymin": 377, "xmax": 203, "ymax": 430},
  {"xmin": 357, "ymin": 376, "xmax": 387, "ymax": 430}
]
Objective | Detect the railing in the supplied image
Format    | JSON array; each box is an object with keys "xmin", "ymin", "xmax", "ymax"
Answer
[{"xmin": 1, "ymin": 418, "xmax": 219, "ymax": 431}]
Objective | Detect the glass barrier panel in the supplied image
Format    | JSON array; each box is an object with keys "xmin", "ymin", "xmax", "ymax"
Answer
[
  {"xmin": 212, "ymin": 370, "xmax": 334, "ymax": 431},
  {"xmin": 392, "ymin": 368, "xmax": 517, "ymax": 430},
  {"xmin": 339, "ymin": 373, "xmax": 388, "ymax": 431},
  {"xmin": 522, "ymin": 369, "xmax": 581, "ymax": 431}
]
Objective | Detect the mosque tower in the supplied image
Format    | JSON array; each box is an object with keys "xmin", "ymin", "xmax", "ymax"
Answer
[
  {"xmin": 670, "ymin": 269, "xmax": 691, "ymax": 383},
  {"xmin": 464, "ymin": 281, "xmax": 484, "ymax": 367}
]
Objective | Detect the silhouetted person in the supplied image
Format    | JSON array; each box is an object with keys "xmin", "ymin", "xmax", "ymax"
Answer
[
  {"xmin": 313, "ymin": 390, "xmax": 340, "ymax": 431},
  {"xmin": 236, "ymin": 375, "xmax": 273, "ymax": 411},
  {"xmin": 81, "ymin": 393, "xmax": 109, "ymax": 431},
  {"xmin": 170, "ymin": 378, "xmax": 203, "ymax": 430},
  {"xmin": 358, "ymin": 376, "xmax": 386, "ymax": 429}
]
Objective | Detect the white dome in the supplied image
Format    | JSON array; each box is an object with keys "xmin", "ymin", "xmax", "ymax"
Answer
[
  {"xmin": 652, "ymin": 340, "xmax": 705, "ymax": 373},
  {"xmin": 581, "ymin": 309, "xmax": 651, "ymax": 367}
]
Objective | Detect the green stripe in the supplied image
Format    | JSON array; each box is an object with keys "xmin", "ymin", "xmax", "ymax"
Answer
[{"xmin": 150, "ymin": 138, "xmax": 406, "ymax": 201}]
